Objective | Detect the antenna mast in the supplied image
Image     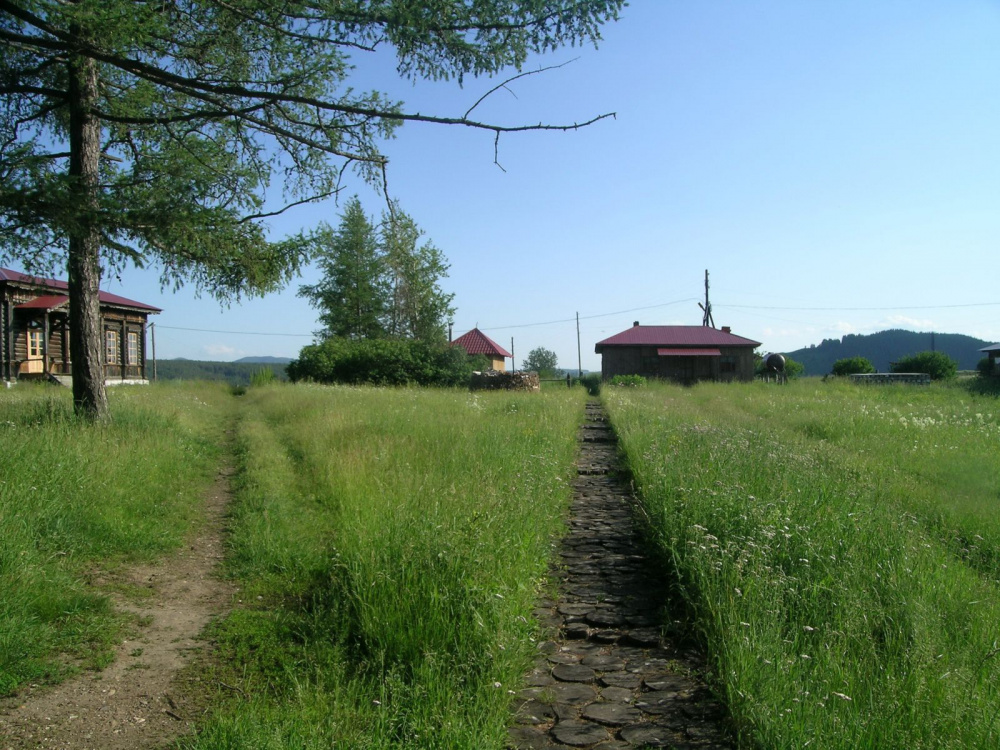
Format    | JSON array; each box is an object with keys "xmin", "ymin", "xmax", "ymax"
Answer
[{"xmin": 699, "ymin": 269, "xmax": 715, "ymax": 327}]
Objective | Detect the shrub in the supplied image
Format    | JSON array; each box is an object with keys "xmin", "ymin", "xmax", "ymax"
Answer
[
  {"xmin": 831, "ymin": 356, "xmax": 876, "ymax": 377},
  {"xmin": 977, "ymin": 356, "xmax": 997, "ymax": 378},
  {"xmin": 249, "ymin": 367, "xmax": 277, "ymax": 387},
  {"xmin": 287, "ymin": 337, "xmax": 475, "ymax": 387},
  {"xmin": 609, "ymin": 374, "xmax": 646, "ymax": 387},
  {"xmin": 577, "ymin": 373, "xmax": 601, "ymax": 396},
  {"xmin": 891, "ymin": 351, "xmax": 958, "ymax": 380}
]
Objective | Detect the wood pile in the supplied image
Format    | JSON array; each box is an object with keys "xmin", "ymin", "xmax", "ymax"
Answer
[{"xmin": 469, "ymin": 371, "xmax": 540, "ymax": 392}]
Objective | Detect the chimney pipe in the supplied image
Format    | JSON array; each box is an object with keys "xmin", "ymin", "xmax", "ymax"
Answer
[
  {"xmin": 722, "ymin": 326, "xmax": 731, "ymax": 334},
  {"xmin": 633, "ymin": 320, "xmax": 639, "ymax": 327}
]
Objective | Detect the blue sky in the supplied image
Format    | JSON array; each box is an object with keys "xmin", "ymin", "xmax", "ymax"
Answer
[{"xmin": 97, "ymin": 1, "xmax": 1000, "ymax": 371}]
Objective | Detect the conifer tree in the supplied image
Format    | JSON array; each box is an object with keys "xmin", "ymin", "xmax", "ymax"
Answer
[
  {"xmin": 299, "ymin": 198, "xmax": 387, "ymax": 341},
  {"xmin": 380, "ymin": 205, "xmax": 455, "ymax": 343}
]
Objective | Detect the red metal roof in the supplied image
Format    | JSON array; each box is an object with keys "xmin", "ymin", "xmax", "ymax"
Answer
[
  {"xmin": 450, "ymin": 328, "xmax": 512, "ymax": 358},
  {"xmin": 16, "ymin": 295, "xmax": 70, "ymax": 311},
  {"xmin": 658, "ymin": 347, "xmax": 721, "ymax": 357},
  {"xmin": 0, "ymin": 268, "xmax": 161, "ymax": 312},
  {"xmin": 596, "ymin": 325, "xmax": 760, "ymax": 351}
]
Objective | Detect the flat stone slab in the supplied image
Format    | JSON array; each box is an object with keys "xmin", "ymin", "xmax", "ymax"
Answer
[
  {"xmin": 509, "ymin": 725, "xmax": 558, "ymax": 750},
  {"xmin": 552, "ymin": 663, "xmax": 596, "ymax": 683},
  {"xmin": 558, "ymin": 603, "xmax": 596, "ymax": 617},
  {"xmin": 516, "ymin": 699, "xmax": 557, "ymax": 725},
  {"xmin": 619, "ymin": 722, "xmax": 682, "ymax": 747},
  {"xmin": 600, "ymin": 672, "xmax": 642, "ymax": 689},
  {"xmin": 547, "ymin": 683, "xmax": 598, "ymax": 705},
  {"xmin": 581, "ymin": 702, "xmax": 643, "ymax": 726},
  {"xmin": 581, "ymin": 654, "xmax": 626, "ymax": 671},
  {"xmin": 551, "ymin": 720, "xmax": 610, "ymax": 746}
]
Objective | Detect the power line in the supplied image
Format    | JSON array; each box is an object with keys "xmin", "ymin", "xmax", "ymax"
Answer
[
  {"xmin": 155, "ymin": 297, "xmax": 999, "ymax": 340},
  {"xmin": 156, "ymin": 324, "xmax": 313, "ymax": 337},
  {"xmin": 474, "ymin": 298, "xmax": 700, "ymax": 333},
  {"xmin": 721, "ymin": 302, "xmax": 1000, "ymax": 312}
]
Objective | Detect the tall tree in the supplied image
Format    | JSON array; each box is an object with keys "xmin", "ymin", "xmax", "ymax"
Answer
[
  {"xmin": 299, "ymin": 197, "xmax": 386, "ymax": 341},
  {"xmin": 523, "ymin": 346, "xmax": 558, "ymax": 375},
  {"xmin": 381, "ymin": 204, "xmax": 454, "ymax": 343},
  {"xmin": 0, "ymin": 0, "xmax": 624, "ymax": 418}
]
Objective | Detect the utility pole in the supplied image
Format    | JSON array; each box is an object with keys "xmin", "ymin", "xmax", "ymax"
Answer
[
  {"xmin": 699, "ymin": 269, "xmax": 715, "ymax": 327},
  {"xmin": 576, "ymin": 312, "xmax": 583, "ymax": 377},
  {"xmin": 511, "ymin": 337, "xmax": 515, "ymax": 373}
]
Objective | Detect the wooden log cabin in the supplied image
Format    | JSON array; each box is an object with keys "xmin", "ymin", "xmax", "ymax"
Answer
[
  {"xmin": 450, "ymin": 327, "xmax": 512, "ymax": 372},
  {"xmin": 1, "ymin": 268, "xmax": 161, "ymax": 386},
  {"xmin": 595, "ymin": 322, "xmax": 760, "ymax": 383}
]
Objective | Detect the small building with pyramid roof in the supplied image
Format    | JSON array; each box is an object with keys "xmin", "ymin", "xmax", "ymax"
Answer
[{"xmin": 450, "ymin": 327, "xmax": 512, "ymax": 372}]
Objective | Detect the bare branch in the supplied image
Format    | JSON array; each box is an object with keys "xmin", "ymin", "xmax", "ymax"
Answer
[
  {"xmin": 493, "ymin": 132, "xmax": 506, "ymax": 173},
  {"xmin": 239, "ymin": 188, "xmax": 343, "ymax": 223},
  {"xmin": 464, "ymin": 60, "xmax": 578, "ymax": 120}
]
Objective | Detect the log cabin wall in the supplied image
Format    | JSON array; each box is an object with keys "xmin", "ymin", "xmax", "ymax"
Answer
[
  {"xmin": 600, "ymin": 345, "xmax": 756, "ymax": 383},
  {"xmin": 1, "ymin": 269, "xmax": 159, "ymax": 383}
]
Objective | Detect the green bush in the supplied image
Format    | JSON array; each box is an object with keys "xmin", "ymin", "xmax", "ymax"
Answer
[
  {"xmin": 891, "ymin": 350, "xmax": 958, "ymax": 380},
  {"xmin": 287, "ymin": 337, "xmax": 475, "ymax": 387},
  {"xmin": 977, "ymin": 356, "xmax": 997, "ymax": 378},
  {"xmin": 609, "ymin": 374, "xmax": 646, "ymax": 387},
  {"xmin": 249, "ymin": 367, "xmax": 277, "ymax": 387},
  {"xmin": 576, "ymin": 373, "xmax": 601, "ymax": 396},
  {"xmin": 831, "ymin": 356, "xmax": 876, "ymax": 376}
]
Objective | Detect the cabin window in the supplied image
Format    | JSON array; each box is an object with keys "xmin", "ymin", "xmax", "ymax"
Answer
[
  {"xmin": 27, "ymin": 329, "xmax": 43, "ymax": 359},
  {"xmin": 105, "ymin": 329, "xmax": 119, "ymax": 364},
  {"xmin": 127, "ymin": 331, "xmax": 139, "ymax": 364},
  {"xmin": 720, "ymin": 356, "xmax": 736, "ymax": 373}
]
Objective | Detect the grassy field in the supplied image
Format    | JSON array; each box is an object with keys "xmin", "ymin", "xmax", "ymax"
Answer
[
  {"xmin": 184, "ymin": 384, "xmax": 584, "ymax": 749},
  {"xmin": 0, "ymin": 382, "xmax": 231, "ymax": 694},
  {"xmin": 604, "ymin": 378, "xmax": 1000, "ymax": 749},
  {"xmin": 6, "ymin": 377, "xmax": 999, "ymax": 748}
]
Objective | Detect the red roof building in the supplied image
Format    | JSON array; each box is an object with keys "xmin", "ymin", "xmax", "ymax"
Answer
[
  {"xmin": 450, "ymin": 327, "xmax": 512, "ymax": 372},
  {"xmin": 1, "ymin": 268, "xmax": 161, "ymax": 385},
  {"xmin": 595, "ymin": 322, "xmax": 761, "ymax": 383}
]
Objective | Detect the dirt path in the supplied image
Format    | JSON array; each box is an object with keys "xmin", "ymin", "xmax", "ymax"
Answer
[
  {"xmin": 0, "ymin": 466, "xmax": 235, "ymax": 750},
  {"xmin": 508, "ymin": 402, "xmax": 733, "ymax": 749}
]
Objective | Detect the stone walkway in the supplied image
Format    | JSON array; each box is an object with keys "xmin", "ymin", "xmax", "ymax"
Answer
[{"xmin": 508, "ymin": 402, "xmax": 733, "ymax": 750}]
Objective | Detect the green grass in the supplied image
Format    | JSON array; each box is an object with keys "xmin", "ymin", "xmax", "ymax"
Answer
[
  {"xmin": 0, "ymin": 382, "xmax": 231, "ymax": 695},
  {"xmin": 185, "ymin": 384, "xmax": 585, "ymax": 749},
  {"xmin": 604, "ymin": 379, "xmax": 1000, "ymax": 749}
]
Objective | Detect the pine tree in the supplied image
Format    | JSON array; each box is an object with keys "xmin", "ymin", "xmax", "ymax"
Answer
[
  {"xmin": 299, "ymin": 198, "xmax": 387, "ymax": 341},
  {"xmin": 381, "ymin": 205, "xmax": 455, "ymax": 343}
]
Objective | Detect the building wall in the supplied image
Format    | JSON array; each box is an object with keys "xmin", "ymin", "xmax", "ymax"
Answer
[
  {"xmin": 1, "ymin": 283, "xmax": 151, "ymax": 380},
  {"xmin": 600, "ymin": 346, "xmax": 756, "ymax": 383}
]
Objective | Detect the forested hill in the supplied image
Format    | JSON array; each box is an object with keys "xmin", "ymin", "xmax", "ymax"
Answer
[
  {"xmin": 154, "ymin": 359, "xmax": 290, "ymax": 385},
  {"xmin": 786, "ymin": 330, "xmax": 994, "ymax": 375}
]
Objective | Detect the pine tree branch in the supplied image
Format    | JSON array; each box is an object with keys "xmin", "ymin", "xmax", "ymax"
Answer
[{"xmin": 1, "ymin": 0, "xmax": 617, "ymax": 137}]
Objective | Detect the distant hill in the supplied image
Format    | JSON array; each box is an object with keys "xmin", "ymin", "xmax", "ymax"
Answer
[
  {"xmin": 234, "ymin": 356, "xmax": 293, "ymax": 364},
  {"xmin": 786, "ymin": 330, "xmax": 994, "ymax": 375},
  {"xmin": 155, "ymin": 359, "xmax": 289, "ymax": 385}
]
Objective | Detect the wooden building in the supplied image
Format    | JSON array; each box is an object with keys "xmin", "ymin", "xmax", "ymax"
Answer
[
  {"xmin": 450, "ymin": 327, "xmax": 512, "ymax": 372},
  {"xmin": 1, "ymin": 268, "xmax": 161, "ymax": 386},
  {"xmin": 981, "ymin": 343, "xmax": 1000, "ymax": 376},
  {"xmin": 595, "ymin": 322, "xmax": 760, "ymax": 383}
]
